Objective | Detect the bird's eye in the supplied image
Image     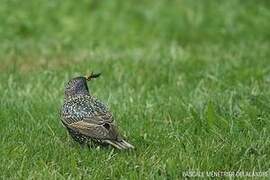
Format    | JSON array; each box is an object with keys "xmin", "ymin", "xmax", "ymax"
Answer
[{"xmin": 103, "ymin": 123, "xmax": 110, "ymax": 130}]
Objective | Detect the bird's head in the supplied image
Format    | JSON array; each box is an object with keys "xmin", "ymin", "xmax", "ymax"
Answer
[{"xmin": 64, "ymin": 72, "xmax": 101, "ymax": 99}]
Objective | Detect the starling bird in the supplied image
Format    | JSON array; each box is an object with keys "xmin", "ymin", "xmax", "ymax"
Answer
[{"xmin": 60, "ymin": 73, "xmax": 134, "ymax": 150}]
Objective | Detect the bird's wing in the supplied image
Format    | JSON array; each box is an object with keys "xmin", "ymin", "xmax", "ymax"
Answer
[
  {"xmin": 87, "ymin": 110, "xmax": 114, "ymax": 123},
  {"xmin": 68, "ymin": 120, "xmax": 120, "ymax": 140},
  {"xmin": 67, "ymin": 120, "xmax": 134, "ymax": 149},
  {"xmin": 82, "ymin": 97, "xmax": 114, "ymax": 125},
  {"xmin": 69, "ymin": 121, "xmax": 108, "ymax": 139}
]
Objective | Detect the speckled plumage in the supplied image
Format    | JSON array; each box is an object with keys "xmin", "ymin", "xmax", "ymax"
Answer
[{"xmin": 60, "ymin": 74, "xmax": 134, "ymax": 150}]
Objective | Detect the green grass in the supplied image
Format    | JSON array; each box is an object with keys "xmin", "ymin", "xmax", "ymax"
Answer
[{"xmin": 1, "ymin": 0, "xmax": 270, "ymax": 179}]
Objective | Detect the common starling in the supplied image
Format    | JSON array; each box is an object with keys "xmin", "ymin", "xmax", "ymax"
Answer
[{"xmin": 60, "ymin": 73, "xmax": 134, "ymax": 150}]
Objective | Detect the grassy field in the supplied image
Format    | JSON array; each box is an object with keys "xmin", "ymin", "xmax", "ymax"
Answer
[{"xmin": 1, "ymin": 0, "xmax": 270, "ymax": 179}]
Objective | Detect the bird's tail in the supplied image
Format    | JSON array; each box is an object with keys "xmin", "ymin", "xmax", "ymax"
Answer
[{"xmin": 104, "ymin": 139, "xmax": 134, "ymax": 150}]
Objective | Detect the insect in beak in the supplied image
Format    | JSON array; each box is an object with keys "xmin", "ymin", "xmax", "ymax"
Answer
[{"xmin": 85, "ymin": 72, "xmax": 101, "ymax": 81}]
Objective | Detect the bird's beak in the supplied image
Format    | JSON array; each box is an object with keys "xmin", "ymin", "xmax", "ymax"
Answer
[{"xmin": 85, "ymin": 72, "xmax": 101, "ymax": 81}]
